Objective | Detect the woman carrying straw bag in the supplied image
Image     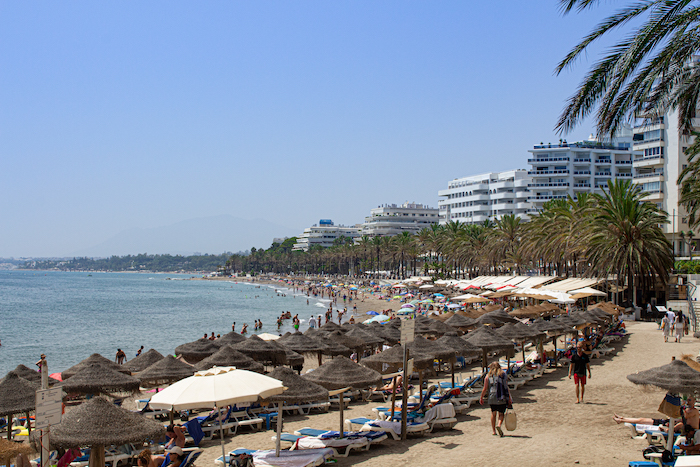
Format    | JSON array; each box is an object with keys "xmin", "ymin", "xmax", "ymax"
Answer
[{"xmin": 480, "ymin": 361, "xmax": 512, "ymax": 437}]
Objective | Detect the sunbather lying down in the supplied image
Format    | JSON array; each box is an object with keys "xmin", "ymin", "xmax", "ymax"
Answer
[
  {"xmin": 613, "ymin": 414, "xmax": 670, "ymax": 431},
  {"xmin": 372, "ymin": 376, "xmax": 403, "ymax": 392}
]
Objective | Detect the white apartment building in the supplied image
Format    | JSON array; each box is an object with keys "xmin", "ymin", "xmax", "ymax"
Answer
[
  {"xmin": 359, "ymin": 202, "xmax": 440, "ymax": 238},
  {"xmin": 292, "ymin": 220, "xmax": 361, "ymax": 251},
  {"xmin": 633, "ymin": 107, "xmax": 700, "ymax": 256},
  {"xmin": 437, "ymin": 170, "xmax": 532, "ymax": 225},
  {"xmin": 527, "ymin": 134, "xmax": 637, "ymax": 210}
]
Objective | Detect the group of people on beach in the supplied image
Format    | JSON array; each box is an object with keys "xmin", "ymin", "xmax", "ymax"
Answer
[{"xmin": 660, "ymin": 308, "xmax": 690, "ymax": 342}]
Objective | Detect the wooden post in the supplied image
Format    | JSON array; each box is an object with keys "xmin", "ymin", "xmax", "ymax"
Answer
[
  {"xmin": 401, "ymin": 348, "xmax": 410, "ymax": 440},
  {"xmin": 338, "ymin": 390, "xmax": 345, "ymax": 438},
  {"xmin": 389, "ymin": 376, "xmax": 397, "ymax": 421},
  {"xmin": 275, "ymin": 401, "xmax": 283, "ymax": 457},
  {"xmin": 450, "ymin": 360, "xmax": 455, "ymax": 388},
  {"xmin": 88, "ymin": 445, "xmax": 104, "ymax": 467}
]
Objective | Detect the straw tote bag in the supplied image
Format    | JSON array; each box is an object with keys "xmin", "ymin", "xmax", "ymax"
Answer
[{"xmin": 504, "ymin": 408, "xmax": 517, "ymax": 431}]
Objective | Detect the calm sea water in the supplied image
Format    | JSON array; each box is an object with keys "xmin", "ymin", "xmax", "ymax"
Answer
[{"xmin": 0, "ymin": 270, "xmax": 331, "ymax": 377}]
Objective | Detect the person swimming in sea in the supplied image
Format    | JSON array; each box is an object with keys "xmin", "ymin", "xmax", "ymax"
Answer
[{"xmin": 241, "ymin": 323, "xmax": 248, "ymax": 334}]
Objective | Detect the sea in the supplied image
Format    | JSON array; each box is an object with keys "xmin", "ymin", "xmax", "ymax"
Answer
[{"xmin": 0, "ymin": 270, "xmax": 334, "ymax": 377}]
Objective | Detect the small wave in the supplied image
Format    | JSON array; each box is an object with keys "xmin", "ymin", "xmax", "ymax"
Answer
[{"xmin": 314, "ymin": 303, "xmax": 326, "ymax": 308}]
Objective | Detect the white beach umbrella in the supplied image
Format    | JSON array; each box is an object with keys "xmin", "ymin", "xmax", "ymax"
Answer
[{"xmin": 149, "ymin": 367, "xmax": 286, "ymax": 460}]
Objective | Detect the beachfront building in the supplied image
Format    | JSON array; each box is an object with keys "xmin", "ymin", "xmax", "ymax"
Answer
[
  {"xmin": 526, "ymin": 131, "xmax": 638, "ymax": 211},
  {"xmin": 437, "ymin": 170, "xmax": 532, "ymax": 224},
  {"xmin": 359, "ymin": 202, "xmax": 440, "ymax": 238},
  {"xmin": 292, "ymin": 220, "xmax": 361, "ymax": 251},
  {"xmin": 632, "ymin": 107, "xmax": 700, "ymax": 257}
]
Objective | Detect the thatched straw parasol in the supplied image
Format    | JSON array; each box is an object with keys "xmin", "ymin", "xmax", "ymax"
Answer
[
  {"xmin": 234, "ymin": 335, "xmax": 287, "ymax": 365},
  {"xmin": 365, "ymin": 324, "xmax": 401, "ymax": 345},
  {"xmin": 267, "ymin": 340, "xmax": 305, "ymax": 368},
  {"xmin": 194, "ymin": 346, "xmax": 264, "ymax": 373},
  {"xmin": 463, "ymin": 326, "xmax": 515, "ymax": 368},
  {"xmin": 317, "ymin": 336, "xmax": 352, "ymax": 357},
  {"xmin": 5, "ymin": 365, "xmax": 59, "ymax": 386},
  {"xmin": 61, "ymin": 354, "xmax": 129, "ymax": 380},
  {"xmin": 174, "ymin": 339, "xmax": 220, "ymax": 363},
  {"xmin": 681, "ymin": 354, "xmax": 700, "ymax": 373},
  {"xmin": 484, "ymin": 309, "xmax": 519, "ymax": 324},
  {"xmin": 475, "ymin": 314, "xmax": 506, "ymax": 327},
  {"xmin": 362, "ymin": 345, "xmax": 434, "ymax": 372},
  {"xmin": 266, "ymin": 367, "xmax": 328, "ymax": 404},
  {"xmin": 435, "ymin": 332, "xmax": 481, "ymax": 358},
  {"xmin": 321, "ymin": 330, "xmax": 363, "ymax": 353},
  {"xmin": 51, "ymin": 397, "xmax": 165, "ymax": 467},
  {"xmin": 303, "ymin": 356, "xmax": 381, "ymax": 438},
  {"xmin": 481, "ymin": 304, "xmax": 504, "ymax": 313},
  {"xmin": 431, "ymin": 312, "xmax": 455, "ymax": 322},
  {"xmin": 278, "ymin": 332, "xmax": 329, "ymax": 366},
  {"xmin": 0, "ymin": 438, "xmax": 33, "ymax": 465},
  {"xmin": 344, "ymin": 327, "xmax": 385, "ymax": 348},
  {"xmin": 627, "ymin": 359, "xmax": 700, "ymax": 394},
  {"xmin": 217, "ymin": 332, "xmax": 247, "ymax": 346},
  {"xmin": 0, "ymin": 372, "xmax": 37, "ymax": 440},
  {"xmin": 445, "ymin": 314, "xmax": 477, "ymax": 329},
  {"xmin": 320, "ymin": 322, "xmax": 343, "ymax": 332},
  {"xmin": 426, "ymin": 319, "xmax": 454, "ymax": 336},
  {"xmin": 303, "ymin": 356, "xmax": 381, "ymax": 391},
  {"xmin": 123, "ymin": 349, "xmax": 164, "ymax": 373},
  {"xmin": 137, "ymin": 355, "xmax": 196, "ymax": 386},
  {"xmin": 58, "ymin": 363, "xmax": 140, "ymax": 395},
  {"xmin": 407, "ymin": 335, "xmax": 456, "ymax": 361}
]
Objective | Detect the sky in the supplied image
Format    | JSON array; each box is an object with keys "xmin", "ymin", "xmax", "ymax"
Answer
[{"xmin": 0, "ymin": 1, "xmax": 624, "ymax": 257}]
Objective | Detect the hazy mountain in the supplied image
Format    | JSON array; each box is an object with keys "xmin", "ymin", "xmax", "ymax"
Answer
[{"xmin": 71, "ymin": 215, "xmax": 300, "ymax": 257}]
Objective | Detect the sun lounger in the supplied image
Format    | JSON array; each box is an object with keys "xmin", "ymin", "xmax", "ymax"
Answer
[
  {"xmin": 201, "ymin": 407, "xmax": 236, "ymax": 440},
  {"xmin": 216, "ymin": 448, "xmax": 335, "ymax": 467},
  {"xmin": 293, "ymin": 428, "xmax": 388, "ymax": 446},
  {"xmin": 229, "ymin": 409, "xmax": 264, "ymax": 433},
  {"xmin": 271, "ymin": 433, "xmax": 369, "ymax": 458},
  {"xmin": 418, "ymin": 403, "xmax": 457, "ymax": 431},
  {"xmin": 344, "ymin": 418, "xmax": 430, "ymax": 440}
]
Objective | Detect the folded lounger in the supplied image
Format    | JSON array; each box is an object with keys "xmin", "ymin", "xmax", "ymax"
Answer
[{"xmin": 216, "ymin": 448, "xmax": 335, "ymax": 467}]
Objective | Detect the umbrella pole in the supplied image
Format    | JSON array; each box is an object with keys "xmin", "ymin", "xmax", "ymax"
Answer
[
  {"xmin": 318, "ymin": 352, "xmax": 322, "ymax": 367},
  {"xmin": 217, "ymin": 406, "xmax": 226, "ymax": 465},
  {"xmin": 276, "ymin": 401, "xmax": 283, "ymax": 457},
  {"xmin": 389, "ymin": 376, "xmax": 397, "ymax": 421},
  {"xmin": 7, "ymin": 413, "xmax": 11, "ymax": 440},
  {"xmin": 338, "ymin": 390, "xmax": 345, "ymax": 438},
  {"xmin": 451, "ymin": 360, "xmax": 455, "ymax": 388},
  {"xmin": 88, "ymin": 445, "xmax": 104, "ymax": 467},
  {"xmin": 25, "ymin": 411, "xmax": 31, "ymax": 435},
  {"xmin": 522, "ymin": 340, "xmax": 526, "ymax": 366},
  {"xmin": 667, "ymin": 417, "xmax": 675, "ymax": 451}
]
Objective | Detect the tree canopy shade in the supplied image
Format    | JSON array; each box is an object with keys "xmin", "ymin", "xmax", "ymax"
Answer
[
  {"xmin": 555, "ymin": 0, "xmax": 700, "ymax": 137},
  {"xmin": 679, "ymin": 134, "xmax": 700, "ymax": 229},
  {"xmin": 585, "ymin": 180, "xmax": 673, "ymax": 297}
]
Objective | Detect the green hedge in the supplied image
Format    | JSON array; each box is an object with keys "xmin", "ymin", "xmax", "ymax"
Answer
[{"xmin": 675, "ymin": 260, "xmax": 700, "ymax": 274}]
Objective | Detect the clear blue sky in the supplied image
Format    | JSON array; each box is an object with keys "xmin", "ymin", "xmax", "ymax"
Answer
[{"xmin": 0, "ymin": 1, "xmax": 621, "ymax": 257}]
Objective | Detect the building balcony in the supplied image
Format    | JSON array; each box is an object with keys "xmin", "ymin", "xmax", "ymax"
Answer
[
  {"xmin": 634, "ymin": 173, "xmax": 664, "ymax": 181},
  {"xmin": 529, "ymin": 195, "xmax": 568, "ymax": 201},
  {"xmin": 527, "ymin": 157, "xmax": 570, "ymax": 163},
  {"xmin": 527, "ymin": 170, "xmax": 570, "ymax": 175},
  {"xmin": 640, "ymin": 190, "xmax": 664, "ymax": 201},
  {"xmin": 573, "ymin": 170, "xmax": 591, "ymax": 175},
  {"xmin": 573, "ymin": 183, "xmax": 591, "ymax": 189},
  {"xmin": 617, "ymin": 172, "xmax": 633, "ymax": 178},
  {"xmin": 595, "ymin": 159, "xmax": 612, "ymax": 165},
  {"xmin": 528, "ymin": 182, "xmax": 570, "ymax": 188},
  {"xmin": 573, "ymin": 158, "xmax": 591, "ymax": 163},
  {"xmin": 488, "ymin": 181, "xmax": 515, "ymax": 190},
  {"xmin": 633, "ymin": 155, "xmax": 664, "ymax": 169},
  {"xmin": 595, "ymin": 172, "xmax": 612, "ymax": 177}
]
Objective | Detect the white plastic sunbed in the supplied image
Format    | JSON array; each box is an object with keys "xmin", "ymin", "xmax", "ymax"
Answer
[
  {"xmin": 344, "ymin": 418, "xmax": 430, "ymax": 440},
  {"xmin": 215, "ymin": 447, "xmax": 334, "ymax": 467}
]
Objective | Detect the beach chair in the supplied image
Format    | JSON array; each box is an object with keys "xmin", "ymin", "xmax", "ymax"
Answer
[
  {"xmin": 271, "ymin": 433, "xmax": 370, "ymax": 457},
  {"xmin": 293, "ymin": 428, "xmax": 388, "ymax": 446},
  {"xmin": 215, "ymin": 448, "xmax": 335, "ymax": 467},
  {"xmin": 228, "ymin": 409, "xmax": 263, "ymax": 434},
  {"xmin": 201, "ymin": 407, "xmax": 235, "ymax": 440},
  {"xmin": 372, "ymin": 385, "xmax": 437, "ymax": 421},
  {"xmin": 419, "ymin": 403, "xmax": 458, "ymax": 431},
  {"xmin": 344, "ymin": 417, "xmax": 430, "ymax": 440},
  {"xmin": 428, "ymin": 389, "xmax": 467, "ymax": 414}
]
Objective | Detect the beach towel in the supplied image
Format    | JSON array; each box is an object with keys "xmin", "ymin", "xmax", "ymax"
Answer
[
  {"xmin": 185, "ymin": 418, "xmax": 204, "ymax": 446},
  {"xmin": 253, "ymin": 449, "xmax": 335, "ymax": 467},
  {"xmin": 292, "ymin": 436, "xmax": 368, "ymax": 451},
  {"xmin": 420, "ymin": 403, "xmax": 456, "ymax": 424}
]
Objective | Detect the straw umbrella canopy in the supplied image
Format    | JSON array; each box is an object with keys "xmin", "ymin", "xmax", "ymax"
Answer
[
  {"xmin": 267, "ymin": 340, "xmax": 305, "ymax": 368},
  {"xmin": 0, "ymin": 372, "xmax": 37, "ymax": 438},
  {"xmin": 5, "ymin": 365, "xmax": 58, "ymax": 386},
  {"xmin": 463, "ymin": 326, "xmax": 515, "ymax": 368},
  {"xmin": 432, "ymin": 311, "xmax": 455, "ymax": 322},
  {"xmin": 366, "ymin": 324, "xmax": 401, "ymax": 345},
  {"xmin": 61, "ymin": 354, "xmax": 129, "ymax": 380},
  {"xmin": 0, "ymin": 438, "xmax": 32, "ymax": 465},
  {"xmin": 427, "ymin": 319, "xmax": 454, "ymax": 336},
  {"xmin": 303, "ymin": 356, "xmax": 381, "ymax": 391},
  {"xmin": 217, "ymin": 332, "xmax": 248, "ymax": 346},
  {"xmin": 194, "ymin": 346, "xmax": 264, "ymax": 373},
  {"xmin": 58, "ymin": 363, "xmax": 140, "ymax": 396},
  {"xmin": 344, "ymin": 327, "xmax": 385, "ymax": 348},
  {"xmin": 406, "ymin": 335, "xmax": 456, "ymax": 361},
  {"xmin": 234, "ymin": 335, "xmax": 287, "ymax": 365},
  {"xmin": 317, "ymin": 336, "xmax": 352, "ymax": 357},
  {"xmin": 323, "ymin": 330, "xmax": 364, "ymax": 353},
  {"xmin": 445, "ymin": 314, "xmax": 477, "ymax": 329},
  {"xmin": 266, "ymin": 367, "xmax": 328, "ymax": 404},
  {"xmin": 485, "ymin": 309, "xmax": 519, "ymax": 324},
  {"xmin": 51, "ymin": 397, "xmax": 165, "ymax": 467},
  {"xmin": 278, "ymin": 332, "xmax": 329, "ymax": 366},
  {"xmin": 362, "ymin": 345, "xmax": 434, "ymax": 372},
  {"xmin": 137, "ymin": 355, "xmax": 196, "ymax": 386},
  {"xmin": 303, "ymin": 356, "xmax": 382, "ymax": 438},
  {"xmin": 320, "ymin": 322, "xmax": 343, "ymax": 332},
  {"xmin": 123, "ymin": 349, "xmax": 164, "ymax": 373},
  {"xmin": 434, "ymin": 332, "xmax": 482, "ymax": 387},
  {"xmin": 475, "ymin": 313, "xmax": 506, "ymax": 327},
  {"xmin": 627, "ymin": 359, "xmax": 700, "ymax": 394},
  {"xmin": 174, "ymin": 339, "xmax": 220, "ymax": 363}
]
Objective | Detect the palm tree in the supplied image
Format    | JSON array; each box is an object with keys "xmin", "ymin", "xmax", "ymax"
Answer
[
  {"xmin": 679, "ymin": 133, "xmax": 700, "ymax": 229},
  {"xmin": 486, "ymin": 214, "xmax": 524, "ymax": 273},
  {"xmin": 555, "ymin": 0, "xmax": 700, "ymax": 137},
  {"xmin": 585, "ymin": 180, "xmax": 673, "ymax": 304}
]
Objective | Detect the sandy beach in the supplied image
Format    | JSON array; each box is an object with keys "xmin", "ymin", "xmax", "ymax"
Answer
[{"xmin": 134, "ymin": 317, "xmax": 695, "ymax": 467}]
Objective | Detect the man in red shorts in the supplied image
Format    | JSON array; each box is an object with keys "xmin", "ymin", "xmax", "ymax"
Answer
[{"xmin": 568, "ymin": 341, "xmax": 591, "ymax": 403}]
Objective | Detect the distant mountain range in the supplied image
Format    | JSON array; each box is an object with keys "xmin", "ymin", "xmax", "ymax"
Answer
[{"xmin": 71, "ymin": 215, "xmax": 300, "ymax": 257}]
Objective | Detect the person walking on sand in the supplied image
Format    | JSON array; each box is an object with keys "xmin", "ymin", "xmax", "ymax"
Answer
[
  {"xmin": 676, "ymin": 312, "xmax": 684, "ymax": 342},
  {"xmin": 480, "ymin": 362, "xmax": 512, "ymax": 437},
  {"xmin": 662, "ymin": 313, "xmax": 671, "ymax": 342},
  {"xmin": 569, "ymin": 341, "xmax": 591, "ymax": 403}
]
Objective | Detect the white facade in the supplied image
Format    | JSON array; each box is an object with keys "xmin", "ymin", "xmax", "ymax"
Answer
[
  {"xmin": 360, "ymin": 202, "xmax": 440, "ymax": 238},
  {"xmin": 632, "ymin": 107, "xmax": 700, "ymax": 256},
  {"xmin": 527, "ymin": 135, "xmax": 637, "ymax": 210},
  {"xmin": 292, "ymin": 220, "xmax": 361, "ymax": 251},
  {"xmin": 437, "ymin": 170, "xmax": 532, "ymax": 224}
]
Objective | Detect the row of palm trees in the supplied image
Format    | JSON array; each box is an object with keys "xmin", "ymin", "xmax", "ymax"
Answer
[{"xmin": 225, "ymin": 180, "xmax": 673, "ymax": 297}]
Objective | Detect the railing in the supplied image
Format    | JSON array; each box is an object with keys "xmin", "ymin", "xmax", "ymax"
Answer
[
  {"xmin": 528, "ymin": 183, "xmax": 570, "ymax": 187},
  {"xmin": 596, "ymin": 159, "xmax": 612, "ymax": 164},
  {"xmin": 595, "ymin": 172, "xmax": 612, "ymax": 176},
  {"xmin": 528, "ymin": 170, "xmax": 570, "ymax": 175},
  {"xmin": 617, "ymin": 173, "xmax": 633, "ymax": 177},
  {"xmin": 529, "ymin": 195, "xmax": 567, "ymax": 200},
  {"xmin": 688, "ymin": 281, "xmax": 697, "ymax": 333},
  {"xmin": 527, "ymin": 157, "xmax": 570, "ymax": 163},
  {"xmin": 615, "ymin": 160, "xmax": 633, "ymax": 164},
  {"xmin": 634, "ymin": 172, "xmax": 664, "ymax": 179},
  {"xmin": 634, "ymin": 155, "xmax": 664, "ymax": 163},
  {"xmin": 573, "ymin": 170, "xmax": 591, "ymax": 175},
  {"xmin": 573, "ymin": 158, "xmax": 591, "ymax": 163},
  {"xmin": 573, "ymin": 183, "xmax": 591, "ymax": 188},
  {"xmin": 533, "ymin": 142, "xmax": 630, "ymax": 150}
]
